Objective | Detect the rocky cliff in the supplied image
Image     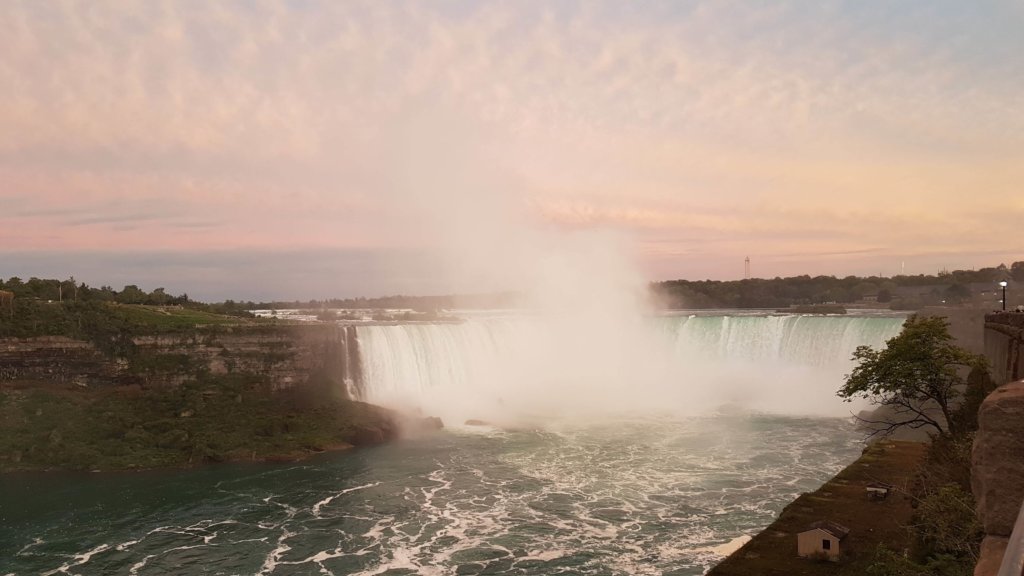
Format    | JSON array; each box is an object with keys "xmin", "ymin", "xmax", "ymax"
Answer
[
  {"xmin": 0, "ymin": 322, "xmax": 423, "ymax": 472},
  {"xmin": 972, "ymin": 380, "xmax": 1024, "ymax": 575},
  {"xmin": 0, "ymin": 323, "xmax": 364, "ymax": 396}
]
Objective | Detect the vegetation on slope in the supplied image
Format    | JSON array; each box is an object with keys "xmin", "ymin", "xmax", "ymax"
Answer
[
  {"xmin": 0, "ymin": 374, "xmax": 397, "ymax": 472},
  {"xmin": 863, "ymin": 366, "xmax": 994, "ymax": 575},
  {"xmin": 0, "ymin": 284, "xmax": 407, "ymax": 473},
  {"xmin": 840, "ymin": 315, "xmax": 985, "ymax": 439},
  {"xmin": 707, "ymin": 440, "xmax": 928, "ymax": 576},
  {"xmin": 847, "ymin": 317, "xmax": 994, "ymax": 574},
  {"xmin": 0, "ymin": 300, "xmax": 249, "ymax": 360}
]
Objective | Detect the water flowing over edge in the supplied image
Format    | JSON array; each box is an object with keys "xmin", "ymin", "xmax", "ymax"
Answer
[{"xmin": 354, "ymin": 313, "xmax": 906, "ymax": 424}]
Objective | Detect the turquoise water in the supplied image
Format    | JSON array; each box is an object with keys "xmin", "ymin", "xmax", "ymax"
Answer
[{"xmin": 2, "ymin": 415, "xmax": 860, "ymax": 575}]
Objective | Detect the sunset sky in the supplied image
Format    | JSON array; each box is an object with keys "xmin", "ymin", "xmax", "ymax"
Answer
[{"xmin": 2, "ymin": 1, "xmax": 1023, "ymax": 300}]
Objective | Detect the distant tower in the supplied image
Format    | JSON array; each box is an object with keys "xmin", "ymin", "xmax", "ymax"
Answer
[{"xmin": 744, "ymin": 256, "xmax": 751, "ymax": 279}]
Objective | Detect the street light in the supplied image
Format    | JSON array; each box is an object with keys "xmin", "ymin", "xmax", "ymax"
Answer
[{"xmin": 1000, "ymin": 281, "xmax": 1008, "ymax": 311}]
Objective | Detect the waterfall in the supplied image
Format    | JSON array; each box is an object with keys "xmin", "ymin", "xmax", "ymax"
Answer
[
  {"xmin": 658, "ymin": 315, "xmax": 905, "ymax": 366},
  {"xmin": 353, "ymin": 314, "xmax": 905, "ymax": 422}
]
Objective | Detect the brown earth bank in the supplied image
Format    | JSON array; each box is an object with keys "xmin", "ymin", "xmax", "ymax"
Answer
[{"xmin": 708, "ymin": 440, "xmax": 927, "ymax": 576}]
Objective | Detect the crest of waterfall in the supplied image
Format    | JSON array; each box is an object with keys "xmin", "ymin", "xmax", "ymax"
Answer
[{"xmin": 353, "ymin": 314, "xmax": 905, "ymax": 423}]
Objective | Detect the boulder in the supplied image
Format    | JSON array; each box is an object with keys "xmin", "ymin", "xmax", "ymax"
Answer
[
  {"xmin": 972, "ymin": 381, "xmax": 1024, "ymax": 536},
  {"xmin": 353, "ymin": 426, "xmax": 386, "ymax": 445},
  {"xmin": 421, "ymin": 416, "xmax": 444, "ymax": 430}
]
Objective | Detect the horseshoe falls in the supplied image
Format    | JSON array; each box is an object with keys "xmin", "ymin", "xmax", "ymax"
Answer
[
  {"xmin": 356, "ymin": 313, "xmax": 905, "ymax": 424},
  {"xmin": 4, "ymin": 313, "xmax": 906, "ymax": 576}
]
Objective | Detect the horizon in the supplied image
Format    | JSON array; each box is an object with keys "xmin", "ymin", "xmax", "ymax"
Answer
[
  {"xmin": 3, "ymin": 2, "xmax": 1023, "ymax": 301},
  {"xmin": 1, "ymin": 260, "xmax": 1016, "ymax": 304}
]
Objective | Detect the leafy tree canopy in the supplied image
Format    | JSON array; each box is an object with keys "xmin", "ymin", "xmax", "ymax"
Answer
[{"xmin": 839, "ymin": 315, "xmax": 984, "ymax": 438}]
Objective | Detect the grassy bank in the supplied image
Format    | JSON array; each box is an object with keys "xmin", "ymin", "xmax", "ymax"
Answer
[
  {"xmin": 0, "ymin": 375, "xmax": 400, "ymax": 472},
  {"xmin": 0, "ymin": 301, "xmax": 404, "ymax": 472}
]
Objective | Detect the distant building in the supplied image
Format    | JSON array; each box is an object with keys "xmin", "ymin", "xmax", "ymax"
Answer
[{"xmin": 797, "ymin": 520, "xmax": 849, "ymax": 561}]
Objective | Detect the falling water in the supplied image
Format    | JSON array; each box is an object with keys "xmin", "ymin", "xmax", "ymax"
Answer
[{"xmin": 355, "ymin": 312, "xmax": 905, "ymax": 423}]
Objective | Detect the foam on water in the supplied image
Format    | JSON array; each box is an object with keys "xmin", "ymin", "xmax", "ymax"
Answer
[{"xmin": 5, "ymin": 415, "xmax": 862, "ymax": 576}]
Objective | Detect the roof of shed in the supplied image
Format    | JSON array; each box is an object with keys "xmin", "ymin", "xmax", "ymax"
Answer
[{"xmin": 803, "ymin": 520, "xmax": 850, "ymax": 540}]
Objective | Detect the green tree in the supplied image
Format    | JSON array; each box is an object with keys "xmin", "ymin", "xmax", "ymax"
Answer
[
  {"xmin": 148, "ymin": 287, "xmax": 170, "ymax": 305},
  {"xmin": 1012, "ymin": 261, "xmax": 1024, "ymax": 282},
  {"xmin": 116, "ymin": 285, "xmax": 147, "ymax": 304},
  {"xmin": 944, "ymin": 283, "xmax": 970, "ymax": 304},
  {"xmin": 839, "ymin": 315, "xmax": 983, "ymax": 439},
  {"xmin": 914, "ymin": 483, "xmax": 982, "ymax": 562}
]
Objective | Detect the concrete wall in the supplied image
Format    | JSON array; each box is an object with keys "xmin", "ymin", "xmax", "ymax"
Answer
[
  {"xmin": 919, "ymin": 306, "xmax": 988, "ymax": 355},
  {"xmin": 985, "ymin": 313, "xmax": 1024, "ymax": 385}
]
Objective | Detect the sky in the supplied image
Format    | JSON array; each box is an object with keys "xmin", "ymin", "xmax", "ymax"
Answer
[{"xmin": 2, "ymin": 1, "xmax": 1023, "ymax": 301}]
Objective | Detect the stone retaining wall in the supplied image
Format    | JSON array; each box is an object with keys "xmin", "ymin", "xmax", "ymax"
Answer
[{"xmin": 985, "ymin": 312, "xmax": 1024, "ymax": 385}]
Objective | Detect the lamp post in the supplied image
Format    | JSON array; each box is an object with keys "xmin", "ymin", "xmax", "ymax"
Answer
[{"xmin": 1000, "ymin": 281, "xmax": 1008, "ymax": 311}]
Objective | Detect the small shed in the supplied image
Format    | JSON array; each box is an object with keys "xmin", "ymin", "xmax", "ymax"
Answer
[
  {"xmin": 866, "ymin": 482, "xmax": 893, "ymax": 500},
  {"xmin": 797, "ymin": 520, "xmax": 849, "ymax": 561}
]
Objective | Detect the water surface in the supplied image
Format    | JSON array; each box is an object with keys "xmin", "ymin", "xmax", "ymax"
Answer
[{"xmin": 2, "ymin": 415, "xmax": 860, "ymax": 575}]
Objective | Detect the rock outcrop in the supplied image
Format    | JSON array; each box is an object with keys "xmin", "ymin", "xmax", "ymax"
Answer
[
  {"xmin": 0, "ymin": 336, "xmax": 117, "ymax": 386},
  {"xmin": 0, "ymin": 324, "xmax": 365, "ymax": 396},
  {"xmin": 972, "ymin": 380, "xmax": 1024, "ymax": 575}
]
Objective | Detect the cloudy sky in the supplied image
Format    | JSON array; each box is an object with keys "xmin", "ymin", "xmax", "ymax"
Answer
[{"xmin": 2, "ymin": 1, "xmax": 1023, "ymax": 300}]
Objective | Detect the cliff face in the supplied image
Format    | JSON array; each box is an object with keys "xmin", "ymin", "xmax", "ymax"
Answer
[
  {"xmin": 0, "ymin": 324, "xmax": 364, "ymax": 397},
  {"xmin": 0, "ymin": 336, "xmax": 119, "ymax": 386},
  {"xmin": 0, "ymin": 323, "xmax": 429, "ymax": 472},
  {"xmin": 972, "ymin": 381, "xmax": 1024, "ymax": 576}
]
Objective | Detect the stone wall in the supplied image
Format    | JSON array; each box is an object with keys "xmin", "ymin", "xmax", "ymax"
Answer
[
  {"xmin": 972, "ymin": 315, "xmax": 1024, "ymax": 575},
  {"xmin": 985, "ymin": 312, "xmax": 1024, "ymax": 386},
  {"xmin": 919, "ymin": 306, "xmax": 989, "ymax": 355},
  {"xmin": 0, "ymin": 323, "xmax": 364, "ymax": 397}
]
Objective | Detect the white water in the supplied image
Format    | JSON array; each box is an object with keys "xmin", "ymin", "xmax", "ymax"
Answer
[{"xmin": 355, "ymin": 313, "xmax": 905, "ymax": 424}]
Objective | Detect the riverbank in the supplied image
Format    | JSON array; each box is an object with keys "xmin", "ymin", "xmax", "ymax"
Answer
[
  {"xmin": 0, "ymin": 300, "xmax": 429, "ymax": 472},
  {"xmin": 0, "ymin": 377, "xmax": 440, "ymax": 472},
  {"xmin": 707, "ymin": 440, "xmax": 926, "ymax": 575}
]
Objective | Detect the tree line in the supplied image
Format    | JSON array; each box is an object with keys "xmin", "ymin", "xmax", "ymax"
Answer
[
  {"xmin": 0, "ymin": 276, "xmax": 190, "ymax": 306},
  {"xmin": 652, "ymin": 261, "xmax": 1023, "ymax": 309},
  {"xmin": 3, "ymin": 260, "xmax": 1021, "ymax": 313}
]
